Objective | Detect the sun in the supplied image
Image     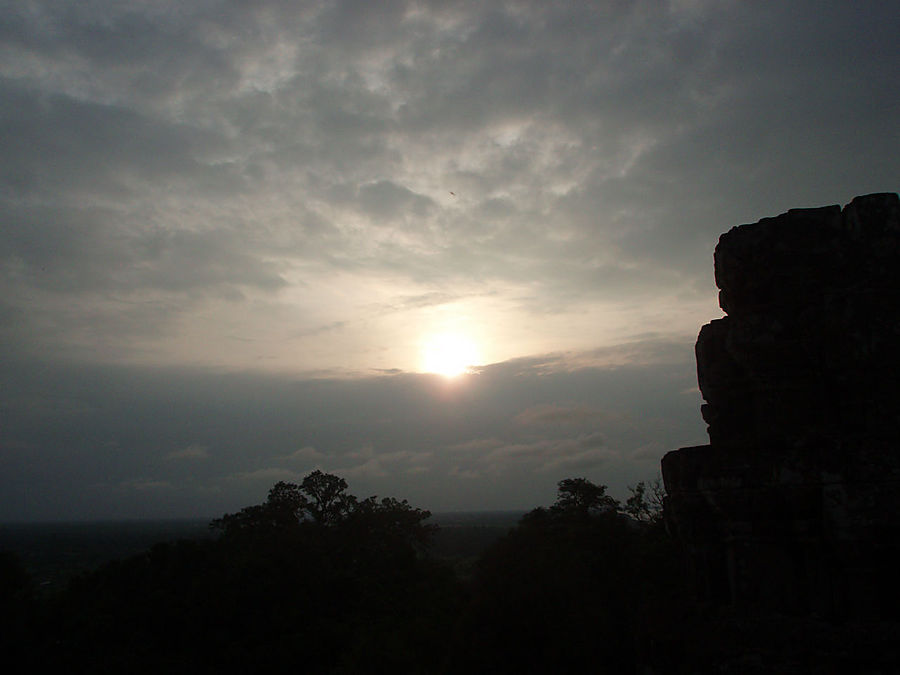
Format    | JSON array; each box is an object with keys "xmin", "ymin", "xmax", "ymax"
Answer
[{"xmin": 420, "ymin": 333, "xmax": 481, "ymax": 378}]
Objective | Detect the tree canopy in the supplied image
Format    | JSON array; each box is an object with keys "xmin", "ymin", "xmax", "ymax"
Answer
[
  {"xmin": 624, "ymin": 477, "xmax": 665, "ymax": 525},
  {"xmin": 552, "ymin": 477, "xmax": 619, "ymax": 515},
  {"xmin": 210, "ymin": 470, "xmax": 436, "ymax": 552}
]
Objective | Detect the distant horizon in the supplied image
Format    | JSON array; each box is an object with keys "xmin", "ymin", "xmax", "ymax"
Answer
[{"xmin": 0, "ymin": 507, "xmax": 533, "ymax": 527}]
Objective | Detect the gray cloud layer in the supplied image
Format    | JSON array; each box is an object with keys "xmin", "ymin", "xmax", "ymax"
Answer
[
  {"xmin": 1, "ymin": 1, "xmax": 896, "ymax": 518},
  {"xmin": 1, "ymin": 338, "xmax": 704, "ymax": 520}
]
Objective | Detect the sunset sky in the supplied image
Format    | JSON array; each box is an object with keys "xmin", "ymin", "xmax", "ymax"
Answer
[{"xmin": 2, "ymin": 0, "xmax": 897, "ymax": 520}]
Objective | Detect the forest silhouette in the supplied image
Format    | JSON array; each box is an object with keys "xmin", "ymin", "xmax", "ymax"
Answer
[
  {"xmin": 1, "ymin": 471, "xmax": 686, "ymax": 674},
  {"xmin": 5, "ymin": 467, "xmax": 898, "ymax": 672}
]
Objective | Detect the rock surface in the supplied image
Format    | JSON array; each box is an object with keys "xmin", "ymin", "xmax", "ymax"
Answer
[{"xmin": 662, "ymin": 193, "xmax": 900, "ymax": 622}]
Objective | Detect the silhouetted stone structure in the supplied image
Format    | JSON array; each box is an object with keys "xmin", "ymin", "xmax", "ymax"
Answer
[{"xmin": 662, "ymin": 193, "xmax": 900, "ymax": 622}]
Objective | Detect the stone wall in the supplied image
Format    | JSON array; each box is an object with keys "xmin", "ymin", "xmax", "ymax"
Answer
[{"xmin": 662, "ymin": 193, "xmax": 900, "ymax": 621}]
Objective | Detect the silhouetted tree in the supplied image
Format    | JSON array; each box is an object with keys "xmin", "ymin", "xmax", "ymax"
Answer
[
  {"xmin": 41, "ymin": 471, "xmax": 459, "ymax": 674},
  {"xmin": 349, "ymin": 495, "xmax": 437, "ymax": 551},
  {"xmin": 625, "ymin": 476, "xmax": 665, "ymax": 525},
  {"xmin": 551, "ymin": 477, "xmax": 619, "ymax": 516},
  {"xmin": 450, "ymin": 475, "xmax": 688, "ymax": 675},
  {"xmin": 210, "ymin": 471, "xmax": 359, "ymax": 535},
  {"xmin": 450, "ymin": 478, "xmax": 632, "ymax": 673},
  {"xmin": 297, "ymin": 470, "xmax": 357, "ymax": 525}
]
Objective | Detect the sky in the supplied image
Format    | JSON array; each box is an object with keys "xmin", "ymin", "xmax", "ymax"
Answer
[{"xmin": 1, "ymin": 1, "xmax": 897, "ymax": 521}]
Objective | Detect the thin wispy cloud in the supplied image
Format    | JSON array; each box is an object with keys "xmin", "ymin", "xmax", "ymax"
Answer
[{"xmin": 165, "ymin": 445, "xmax": 210, "ymax": 461}]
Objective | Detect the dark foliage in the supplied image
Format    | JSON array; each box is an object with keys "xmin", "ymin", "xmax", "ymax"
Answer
[
  {"xmin": 447, "ymin": 478, "xmax": 690, "ymax": 674},
  {"xmin": 209, "ymin": 471, "xmax": 359, "ymax": 533},
  {"xmin": 624, "ymin": 476, "xmax": 665, "ymax": 526},
  {"xmin": 33, "ymin": 473, "xmax": 458, "ymax": 674},
  {"xmin": 17, "ymin": 472, "xmax": 689, "ymax": 674},
  {"xmin": 0, "ymin": 550, "xmax": 37, "ymax": 663},
  {"xmin": 0, "ymin": 549, "xmax": 33, "ymax": 603},
  {"xmin": 552, "ymin": 476, "xmax": 619, "ymax": 515}
]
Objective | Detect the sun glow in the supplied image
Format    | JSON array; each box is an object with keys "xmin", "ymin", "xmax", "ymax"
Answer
[{"xmin": 420, "ymin": 333, "xmax": 481, "ymax": 378}]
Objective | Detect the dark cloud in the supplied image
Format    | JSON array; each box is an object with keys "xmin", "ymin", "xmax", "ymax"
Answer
[
  {"xmin": 357, "ymin": 180, "xmax": 435, "ymax": 223},
  {"xmin": 0, "ymin": 81, "xmax": 225, "ymax": 194},
  {"xmin": 514, "ymin": 403, "xmax": 611, "ymax": 428},
  {"xmin": 0, "ymin": 339, "xmax": 703, "ymax": 520}
]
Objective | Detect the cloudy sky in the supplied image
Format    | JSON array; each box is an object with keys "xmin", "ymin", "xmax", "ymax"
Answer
[{"xmin": 1, "ymin": 1, "xmax": 897, "ymax": 521}]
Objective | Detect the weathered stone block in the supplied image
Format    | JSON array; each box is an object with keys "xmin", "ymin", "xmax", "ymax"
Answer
[{"xmin": 663, "ymin": 193, "xmax": 900, "ymax": 622}]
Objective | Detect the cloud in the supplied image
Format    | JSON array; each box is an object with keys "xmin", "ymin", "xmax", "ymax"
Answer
[
  {"xmin": 514, "ymin": 403, "xmax": 610, "ymax": 428},
  {"xmin": 0, "ymin": 1, "xmax": 895, "ymax": 518},
  {"xmin": 118, "ymin": 479, "xmax": 174, "ymax": 492},
  {"xmin": 0, "ymin": 348, "xmax": 707, "ymax": 518},
  {"xmin": 449, "ymin": 467, "xmax": 482, "ymax": 480},
  {"xmin": 357, "ymin": 180, "xmax": 435, "ymax": 224},
  {"xmin": 335, "ymin": 458, "xmax": 389, "ymax": 479},
  {"xmin": 629, "ymin": 441, "xmax": 668, "ymax": 464},
  {"xmin": 332, "ymin": 446, "xmax": 431, "ymax": 479},
  {"xmin": 475, "ymin": 432, "xmax": 614, "ymax": 475},
  {"xmin": 388, "ymin": 291, "xmax": 461, "ymax": 311},
  {"xmin": 226, "ymin": 468, "xmax": 301, "ymax": 485},
  {"xmin": 447, "ymin": 438, "xmax": 506, "ymax": 454},
  {"xmin": 279, "ymin": 446, "xmax": 325, "ymax": 463},
  {"xmin": 165, "ymin": 445, "xmax": 210, "ymax": 461}
]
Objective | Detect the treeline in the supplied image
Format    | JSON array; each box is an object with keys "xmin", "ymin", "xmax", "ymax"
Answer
[{"xmin": 0, "ymin": 472, "xmax": 692, "ymax": 674}]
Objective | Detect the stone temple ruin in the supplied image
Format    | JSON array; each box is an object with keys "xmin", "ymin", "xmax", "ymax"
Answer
[{"xmin": 662, "ymin": 192, "xmax": 900, "ymax": 621}]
